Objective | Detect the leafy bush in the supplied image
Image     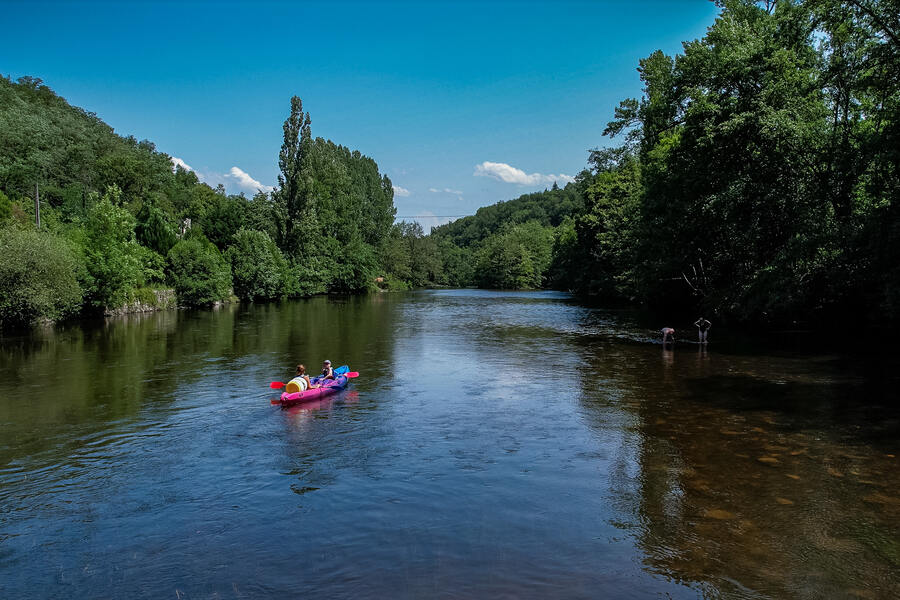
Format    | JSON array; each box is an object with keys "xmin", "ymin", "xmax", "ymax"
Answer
[
  {"xmin": 81, "ymin": 189, "xmax": 144, "ymax": 309},
  {"xmin": 135, "ymin": 245, "xmax": 167, "ymax": 286},
  {"xmin": 0, "ymin": 225, "xmax": 83, "ymax": 327},
  {"xmin": 226, "ymin": 229, "xmax": 289, "ymax": 300},
  {"xmin": 166, "ymin": 237, "xmax": 232, "ymax": 306}
]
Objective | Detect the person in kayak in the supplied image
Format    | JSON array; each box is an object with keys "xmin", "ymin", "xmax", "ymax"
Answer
[
  {"xmin": 321, "ymin": 360, "xmax": 335, "ymax": 380},
  {"xmin": 289, "ymin": 364, "xmax": 319, "ymax": 391}
]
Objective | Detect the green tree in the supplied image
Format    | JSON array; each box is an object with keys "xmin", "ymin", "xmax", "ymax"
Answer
[
  {"xmin": 227, "ymin": 229, "xmax": 289, "ymax": 300},
  {"xmin": 274, "ymin": 96, "xmax": 312, "ymax": 251},
  {"xmin": 330, "ymin": 236, "xmax": 378, "ymax": 293},
  {"xmin": 474, "ymin": 233, "xmax": 536, "ymax": 290},
  {"xmin": 166, "ymin": 237, "xmax": 232, "ymax": 306},
  {"xmin": 245, "ymin": 191, "xmax": 278, "ymax": 240},
  {"xmin": 573, "ymin": 149, "xmax": 640, "ymax": 299},
  {"xmin": 81, "ymin": 186, "xmax": 143, "ymax": 309},
  {"xmin": 202, "ymin": 194, "xmax": 248, "ymax": 250},
  {"xmin": 471, "ymin": 223, "xmax": 553, "ymax": 290},
  {"xmin": 0, "ymin": 225, "xmax": 84, "ymax": 327},
  {"xmin": 135, "ymin": 201, "xmax": 177, "ymax": 255}
]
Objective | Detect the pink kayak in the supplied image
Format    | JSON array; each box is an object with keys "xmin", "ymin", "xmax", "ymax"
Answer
[{"xmin": 278, "ymin": 375, "xmax": 349, "ymax": 406}]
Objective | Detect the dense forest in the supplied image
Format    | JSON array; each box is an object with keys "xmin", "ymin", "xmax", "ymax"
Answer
[
  {"xmin": 570, "ymin": 0, "xmax": 900, "ymax": 330},
  {"xmin": 0, "ymin": 77, "xmax": 399, "ymax": 328},
  {"xmin": 405, "ymin": 0, "xmax": 899, "ymax": 332}
]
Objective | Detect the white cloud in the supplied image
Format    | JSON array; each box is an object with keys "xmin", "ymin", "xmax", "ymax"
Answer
[
  {"xmin": 474, "ymin": 161, "xmax": 574, "ymax": 186},
  {"xmin": 170, "ymin": 156, "xmax": 193, "ymax": 172},
  {"xmin": 225, "ymin": 166, "xmax": 274, "ymax": 193},
  {"xmin": 428, "ymin": 187, "xmax": 463, "ymax": 195},
  {"xmin": 392, "ymin": 185, "xmax": 410, "ymax": 197}
]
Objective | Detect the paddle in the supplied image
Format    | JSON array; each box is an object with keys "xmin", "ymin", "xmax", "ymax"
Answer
[{"xmin": 270, "ymin": 372, "xmax": 358, "ymax": 389}]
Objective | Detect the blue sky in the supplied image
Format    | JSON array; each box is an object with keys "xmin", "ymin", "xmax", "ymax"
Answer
[{"xmin": 2, "ymin": 0, "xmax": 719, "ymax": 229}]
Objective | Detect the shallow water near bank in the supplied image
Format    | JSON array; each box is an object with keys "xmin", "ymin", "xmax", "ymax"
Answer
[{"xmin": 1, "ymin": 290, "xmax": 898, "ymax": 599}]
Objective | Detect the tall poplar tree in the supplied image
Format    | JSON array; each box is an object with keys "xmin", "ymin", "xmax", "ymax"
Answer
[{"xmin": 274, "ymin": 95, "xmax": 312, "ymax": 251}]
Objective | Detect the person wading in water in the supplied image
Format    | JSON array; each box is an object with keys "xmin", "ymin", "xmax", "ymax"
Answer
[
  {"xmin": 661, "ymin": 327, "xmax": 675, "ymax": 345},
  {"xmin": 694, "ymin": 317, "xmax": 711, "ymax": 344}
]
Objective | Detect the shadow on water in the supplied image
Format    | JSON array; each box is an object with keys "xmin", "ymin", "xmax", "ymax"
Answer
[
  {"xmin": 680, "ymin": 372, "xmax": 900, "ymax": 447},
  {"xmin": 574, "ymin": 334, "xmax": 900, "ymax": 599}
]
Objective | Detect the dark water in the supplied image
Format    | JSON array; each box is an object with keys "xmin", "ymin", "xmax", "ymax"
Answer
[{"xmin": 1, "ymin": 290, "xmax": 898, "ymax": 599}]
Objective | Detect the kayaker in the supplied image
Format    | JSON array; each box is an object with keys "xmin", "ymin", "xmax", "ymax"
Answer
[
  {"xmin": 289, "ymin": 364, "xmax": 319, "ymax": 391},
  {"xmin": 321, "ymin": 360, "xmax": 335, "ymax": 380}
]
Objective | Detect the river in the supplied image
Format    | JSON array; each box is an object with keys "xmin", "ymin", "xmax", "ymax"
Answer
[{"xmin": 1, "ymin": 290, "xmax": 898, "ymax": 599}]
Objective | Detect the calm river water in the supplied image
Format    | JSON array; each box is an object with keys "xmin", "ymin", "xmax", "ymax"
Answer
[{"xmin": 1, "ymin": 290, "xmax": 898, "ymax": 599}]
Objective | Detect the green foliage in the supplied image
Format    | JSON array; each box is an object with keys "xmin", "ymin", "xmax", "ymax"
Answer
[
  {"xmin": 286, "ymin": 259, "xmax": 330, "ymax": 297},
  {"xmin": 135, "ymin": 245, "xmax": 167, "ymax": 286},
  {"xmin": 547, "ymin": 217, "xmax": 579, "ymax": 290},
  {"xmin": 379, "ymin": 221, "xmax": 445, "ymax": 288},
  {"xmin": 227, "ymin": 229, "xmax": 289, "ymax": 301},
  {"xmin": 436, "ymin": 239, "xmax": 474, "ymax": 288},
  {"xmin": 0, "ymin": 190, "xmax": 11, "ymax": 221},
  {"xmin": 0, "ymin": 76, "xmax": 186, "ymax": 213},
  {"xmin": 566, "ymin": 0, "xmax": 900, "ymax": 329},
  {"xmin": 331, "ymin": 236, "xmax": 378, "ymax": 293},
  {"xmin": 377, "ymin": 273, "xmax": 411, "ymax": 291},
  {"xmin": 432, "ymin": 184, "xmax": 582, "ymax": 248},
  {"xmin": 166, "ymin": 238, "xmax": 232, "ymax": 306},
  {"xmin": 572, "ymin": 150, "xmax": 640, "ymax": 299},
  {"xmin": 0, "ymin": 225, "xmax": 83, "ymax": 327},
  {"xmin": 245, "ymin": 191, "xmax": 278, "ymax": 240},
  {"xmin": 81, "ymin": 188, "xmax": 144, "ymax": 309},
  {"xmin": 201, "ymin": 193, "xmax": 247, "ymax": 250},
  {"xmin": 472, "ymin": 222, "xmax": 554, "ymax": 289},
  {"xmin": 135, "ymin": 201, "xmax": 177, "ymax": 255},
  {"xmin": 271, "ymin": 97, "xmax": 397, "ymax": 293},
  {"xmin": 421, "ymin": 185, "xmax": 583, "ymax": 289},
  {"xmin": 0, "ymin": 78, "xmax": 409, "ymax": 320}
]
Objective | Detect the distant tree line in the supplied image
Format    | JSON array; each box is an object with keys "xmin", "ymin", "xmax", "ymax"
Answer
[{"xmin": 378, "ymin": 184, "xmax": 584, "ymax": 291}]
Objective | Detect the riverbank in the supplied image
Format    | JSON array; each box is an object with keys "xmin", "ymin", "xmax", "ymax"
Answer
[{"xmin": 103, "ymin": 288, "xmax": 177, "ymax": 316}]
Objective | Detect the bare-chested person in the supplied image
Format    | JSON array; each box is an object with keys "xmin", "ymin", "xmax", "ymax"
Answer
[{"xmin": 661, "ymin": 327, "xmax": 675, "ymax": 344}]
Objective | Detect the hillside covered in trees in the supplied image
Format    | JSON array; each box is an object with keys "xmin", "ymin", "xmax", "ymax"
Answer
[{"xmin": 0, "ymin": 76, "xmax": 399, "ymax": 328}]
